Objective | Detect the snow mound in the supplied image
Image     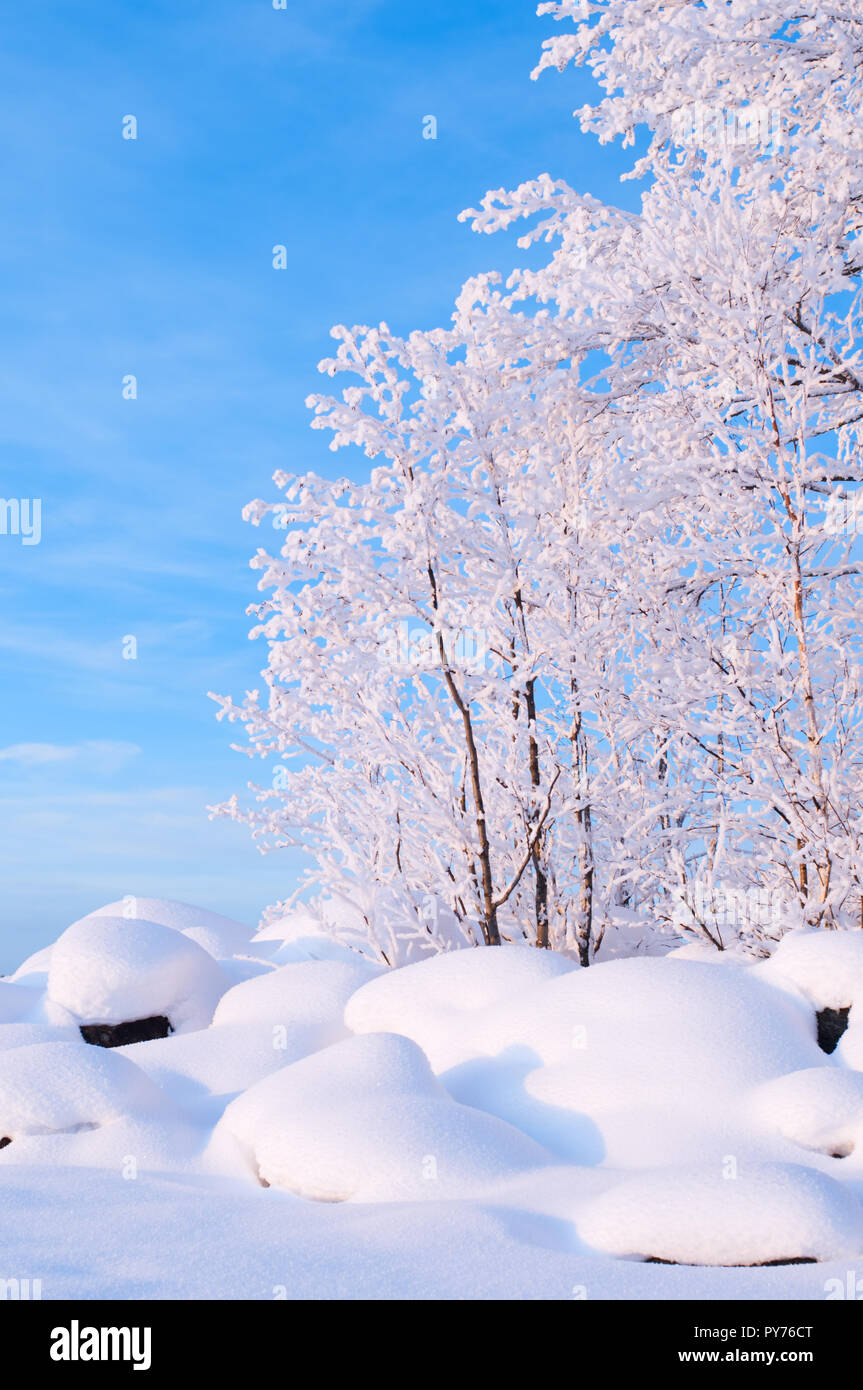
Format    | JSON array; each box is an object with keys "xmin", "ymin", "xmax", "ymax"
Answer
[
  {"xmin": 252, "ymin": 910, "xmax": 370, "ymax": 966},
  {"xmin": 8, "ymin": 945, "xmax": 53, "ymax": 985},
  {"xmin": 88, "ymin": 897, "xmax": 254, "ymax": 959},
  {"xmin": 0, "ymin": 1040, "xmax": 166, "ymax": 1140},
  {"xmin": 252, "ymin": 911, "xmax": 322, "ymax": 943},
  {"xmin": 212, "ymin": 959, "xmax": 378, "ymax": 1051},
  {"xmin": 46, "ymin": 915, "xmax": 230, "ymax": 1034},
  {"xmin": 217, "ymin": 1031, "xmax": 550, "ymax": 1201},
  {"xmin": 476, "ymin": 957, "xmax": 819, "ymax": 1077},
  {"xmin": 0, "ymin": 1023, "xmax": 81, "ymax": 1054},
  {"xmin": 7, "ymin": 892, "xmax": 863, "ymax": 1291},
  {"xmin": 667, "ymin": 942, "xmax": 750, "ymax": 964},
  {"xmin": 120, "ymin": 1019, "xmax": 311, "ymax": 1102},
  {"xmin": 345, "ymin": 943, "xmax": 575, "ymax": 1070},
  {"xmin": 440, "ymin": 957, "xmax": 822, "ymax": 1165},
  {"xmin": 751, "ymin": 1067, "xmax": 863, "ymax": 1157},
  {"xmin": 578, "ymin": 1162, "xmax": 863, "ymax": 1266},
  {"xmin": 756, "ymin": 929, "xmax": 863, "ymax": 1011}
]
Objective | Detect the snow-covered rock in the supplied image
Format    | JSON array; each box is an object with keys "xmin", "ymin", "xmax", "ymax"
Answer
[
  {"xmin": 4, "ymin": 892, "xmax": 863, "ymax": 1297},
  {"xmin": 46, "ymin": 915, "xmax": 230, "ymax": 1035},
  {"xmin": 344, "ymin": 942, "xmax": 575, "ymax": 1071},
  {"xmin": 0, "ymin": 1040, "xmax": 166, "ymax": 1141},
  {"xmin": 751, "ymin": 1066, "xmax": 863, "ymax": 1158},
  {"xmin": 756, "ymin": 929, "xmax": 863, "ymax": 1011},
  {"xmin": 473, "ymin": 957, "xmax": 818, "ymax": 1075},
  {"xmin": 88, "ymin": 897, "xmax": 254, "ymax": 960},
  {"xmin": 577, "ymin": 1162, "xmax": 863, "ymax": 1266},
  {"xmin": 212, "ymin": 959, "xmax": 378, "ymax": 1046},
  {"xmin": 445, "ymin": 956, "xmax": 822, "ymax": 1165},
  {"xmin": 216, "ymin": 1030, "xmax": 551, "ymax": 1201}
]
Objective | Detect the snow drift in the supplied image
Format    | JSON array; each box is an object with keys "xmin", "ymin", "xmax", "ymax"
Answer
[{"xmin": 1, "ymin": 898, "xmax": 862, "ymax": 1297}]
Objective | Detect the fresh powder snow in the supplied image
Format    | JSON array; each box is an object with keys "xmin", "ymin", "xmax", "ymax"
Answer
[{"xmin": 1, "ymin": 897, "xmax": 862, "ymax": 1297}]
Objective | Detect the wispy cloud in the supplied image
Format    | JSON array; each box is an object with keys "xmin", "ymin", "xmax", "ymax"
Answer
[{"xmin": 0, "ymin": 740, "xmax": 141, "ymax": 772}]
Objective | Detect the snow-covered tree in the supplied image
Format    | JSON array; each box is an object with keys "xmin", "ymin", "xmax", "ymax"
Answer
[
  {"xmin": 214, "ymin": 1, "xmax": 863, "ymax": 961},
  {"xmin": 211, "ymin": 292, "xmax": 641, "ymax": 963}
]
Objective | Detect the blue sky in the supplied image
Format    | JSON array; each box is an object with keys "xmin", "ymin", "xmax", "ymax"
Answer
[{"xmin": 0, "ymin": 0, "xmax": 639, "ymax": 970}]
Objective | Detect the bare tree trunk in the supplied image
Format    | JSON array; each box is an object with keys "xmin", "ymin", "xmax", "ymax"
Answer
[
  {"xmin": 575, "ymin": 799, "xmax": 594, "ymax": 966},
  {"xmin": 571, "ymin": 704, "xmax": 594, "ymax": 965},
  {"xmin": 522, "ymin": 672, "xmax": 550, "ymax": 948},
  {"xmin": 428, "ymin": 563, "xmax": 500, "ymax": 945},
  {"xmin": 769, "ymin": 396, "xmax": 833, "ymax": 923},
  {"xmin": 787, "ymin": 539, "xmax": 832, "ymax": 918}
]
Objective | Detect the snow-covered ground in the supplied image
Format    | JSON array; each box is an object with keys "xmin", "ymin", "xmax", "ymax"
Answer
[{"xmin": 2, "ymin": 898, "xmax": 863, "ymax": 1300}]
